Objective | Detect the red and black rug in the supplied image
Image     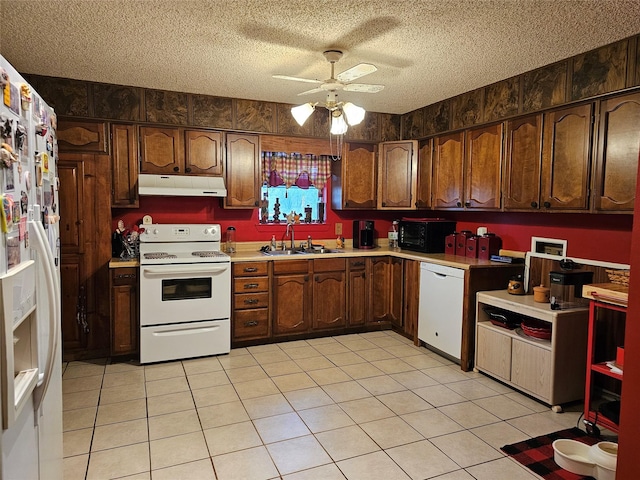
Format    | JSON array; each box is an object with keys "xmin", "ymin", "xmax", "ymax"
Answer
[{"xmin": 501, "ymin": 427, "xmax": 599, "ymax": 480}]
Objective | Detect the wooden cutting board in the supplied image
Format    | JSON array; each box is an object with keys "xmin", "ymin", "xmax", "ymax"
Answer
[{"xmin": 582, "ymin": 283, "xmax": 629, "ymax": 306}]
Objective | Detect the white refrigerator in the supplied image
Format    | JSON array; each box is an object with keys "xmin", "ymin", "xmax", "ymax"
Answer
[{"xmin": 0, "ymin": 55, "xmax": 63, "ymax": 480}]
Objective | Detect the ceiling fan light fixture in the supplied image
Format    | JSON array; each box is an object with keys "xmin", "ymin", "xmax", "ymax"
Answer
[
  {"xmin": 291, "ymin": 102, "xmax": 315, "ymax": 126},
  {"xmin": 330, "ymin": 111, "xmax": 348, "ymax": 135},
  {"xmin": 342, "ymin": 102, "xmax": 366, "ymax": 126}
]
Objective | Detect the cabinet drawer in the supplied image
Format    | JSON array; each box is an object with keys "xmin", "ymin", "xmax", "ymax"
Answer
[
  {"xmin": 234, "ymin": 309, "xmax": 269, "ymax": 339},
  {"xmin": 348, "ymin": 258, "xmax": 367, "ymax": 270},
  {"xmin": 234, "ymin": 276, "xmax": 269, "ymax": 293},
  {"xmin": 273, "ymin": 260, "xmax": 308, "ymax": 275},
  {"xmin": 111, "ymin": 268, "xmax": 138, "ymax": 286},
  {"xmin": 313, "ymin": 258, "xmax": 346, "ymax": 272},
  {"xmin": 234, "ymin": 262, "xmax": 268, "ymax": 276},
  {"xmin": 234, "ymin": 292, "xmax": 269, "ymax": 310}
]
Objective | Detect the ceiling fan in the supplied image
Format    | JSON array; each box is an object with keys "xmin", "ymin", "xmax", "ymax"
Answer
[{"xmin": 273, "ymin": 50, "xmax": 385, "ymax": 96}]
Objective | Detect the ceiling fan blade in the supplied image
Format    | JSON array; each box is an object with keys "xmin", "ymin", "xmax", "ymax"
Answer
[
  {"xmin": 298, "ymin": 87, "xmax": 325, "ymax": 96},
  {"xmin": 337, "ymin": 63, "xmax": 377, "ymax": 82},
  {"xmin": 273, "ymin": 75, "xmax": 322, "ymax": 84},
  {"xmin": 343, "ymin": 84, "xmax": 385, "ymax": 93}
]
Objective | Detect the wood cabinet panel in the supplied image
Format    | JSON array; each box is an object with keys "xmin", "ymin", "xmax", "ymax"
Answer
[
  {"xmin": 403, "ymin": 260, "xmax": 420, "ymax": 341},
  {"xmin": 464, "ymin": 123, "xmax": 503, "ymax": 209},
  {"xmin": 475, "ymin": 324, "xmax": 511, "ymax": 381},
  {"xmin": 233, "ymin": 309, "xmax": 270, "ymax": 340},
  {"xmin": 57, "ymin": 119, "xmax": 107, "ymax": 153},
  {"xmin": 234, "ymin": 292, "xmax": 269, "ymax": 310},
  {"xmin": 593, "ymin": 92, "xmax": 640, "ymax": 212},
  {"xmin": 61, "ymin": 260, "xmax": 85, "ymax": 352},
  {"xmin": 232, "ymin": 261, "xmax": 270, "ymax": 344},
  {"xmin": 415, "ymin": 139, "xmax": 433, "ymax": 209},
  {"xmin": 313, "ymin": 272, "xmax": 346, "ymax": 330},
  {"xmin": 272, "ymin": 273, "xmax": 311, "ymax": 335},
  {"xmin": 332, "ymin": 143, "xmax": 377, "ymax": 209},
  {"xmin": 504, "ymin": 114, "xmax": 543, "ymax": 210},
  {"xmin": 233, "ymin": 276, "xmax": 269, "ymax": 292},
  {"xmin": 111, "ymin": 268, "xmax": 138, "ymax": 356},
  {"xmin": 377, "ymin": 141, "xmax": 417, "ymax": 209},
  {"xmin": 433, "ymin": 132, "xmax": 464, "ymax": 208},
  {"xmin": 541, "ymin": 103, "xmax": 593, "ymax": 210},
  {"xmin": 370, "ymin": 257, "xmax": 390, "ymax": 323},
  {"xmin": 389, "ymin": 257, "xmax": 403, "ymax": 328},
  {"xmin": 224, "ymin": 133, "xmax": 260, "ymax": 208},
  {"xmin": 313, "ymin": 258, "xmax": 346, "ymax": 273},
  {"xmin": 348, "ymin": 266, "xmax": 367, "ymax": 327},
  {"xmin": 111, "ymin": 124, "xmax": 138, "ymax": 208},
  {"xmin": 185, "ymin": 130, "xmax": 223, "ymax": 175},
  {"xmin": 234, "ymin": 262, "xmax": 268, "ymax": 277},
  {"xmin": 139, "ymin": 126, "xmax": 183, "ymax": 174},
  {"xmin": 58, "ymin": 160, "xmax": 84, "ymax": 254},
  {"xmin": 511, "ymin": 340, "xmax": 552, "ymax": 399}
]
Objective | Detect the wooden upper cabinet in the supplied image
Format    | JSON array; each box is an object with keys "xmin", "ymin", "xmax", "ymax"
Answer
[
  {"xmin": 224, "ymin": 133, "xmax": 261, "ymax": 208},
  {"xmin": 57, "ymin": 119, "xmax": 107, "ymax": 153},
  {"xmin": 541, "ymin": 103, "xmax": 594, "ymax": 211},
  {"xmin": 415, "ymin": 139, "xmax": 433, "ymax": 209},
  {"xmin": 377, "ymin": 140, "xmax": 418, "ymax": 209},
  {"xmin": 332, "ymin": 142, "xmax": 377, "ymax": 209},
  {"xmin": 432, "ymin": 132, "xmax": 465, "ymax": 209},
  {"xmin": 464, "ymin": 123, "xmax": 503, "ymax": 210},
  {"xmin": 184, "ymin": 130, "xmax": 223, "ymax": 176},
  {"xmin": 504, "ymin": 114, "xmax": 543, "ymax": 211},
  {"xmin": 593, "ymin": 92, "xmax": 640, "ymax": 212},
  {"xmin": 111, "ymin": 124, "xmax": 138, "ymax": 208},
  {"xmin": 139, "ymin": 126, "xmax": 183, "ymax": 174}
]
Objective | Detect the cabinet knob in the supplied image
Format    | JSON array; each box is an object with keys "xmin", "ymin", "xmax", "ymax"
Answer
[
  {"xmin": 254, "ymin": 201, "xmax": 259, "ymax": 207},
  {"xmin": 531, "ymin": 201, "xmax": 538, "ymax": 208},
  {"xmin": 116, "ymin": 273, "xmax": 136, "ymax": 279},
  {"xmin": 315, "ymin": 275, "xmax": 319, "ymax": 282},
  {"xmin": 244, "ymin": 283, "xmax": 259, "ymax": 289},
  {"xmin": 382, "ymin": 202, "xmax": 386, "ymax": 207},
  {"xmin": 345, "ymin": 201, "xmax": 349, "ymax": 207},
  {"xmin": 456, "ymin": 201, "xmax": 462, "ymax": 207},
  {"xmin": 244, "ymin": 267, "xmax": 258, "ymax": 272},
  {"xmin": 352, "ymin": 261, "xmax": 365, "ymax": 267},
  {"xmin": 185, "ymin": 167, "xmax": 192, "ymax": 173},
  {"xmin": 173, "ymin": 166, "xmax": 179, "ymax": 172},
  {"xmin": 244, "ymin": 298, "xmax": 259, "ymax": 305},
  {"xmin": 543, "ymin": 201, "xmax": 551, "ymax": 208},
  {"xmin": 244, "ymin": 321, "xmax": 259, "ymax": 327},
  {"xmin": 464, "ymin": 201, "xmax": 471, "ymax": 207},
  {"xmin": 304, "ymin": 275, "xmax": 309, "ymax": 282}
]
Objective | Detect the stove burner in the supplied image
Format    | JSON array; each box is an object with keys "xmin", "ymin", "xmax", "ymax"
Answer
[
  {"xmin": 192, "ymin": 251, "xmax": 226, "ymax": 258},
  {"xmin": 143, "ymin": 252, "xmax": 178, "ymax": 260}
]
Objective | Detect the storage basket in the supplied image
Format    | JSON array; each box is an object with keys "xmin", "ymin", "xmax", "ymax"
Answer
[{"xmin": 605, "ymin": 269, "xmax": 630, "ymax": 287}]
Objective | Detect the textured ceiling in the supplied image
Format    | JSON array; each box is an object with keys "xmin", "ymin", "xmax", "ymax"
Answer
[{"xmin": 1, "ymin": 0, "xmax": 640, "ymax": 115}]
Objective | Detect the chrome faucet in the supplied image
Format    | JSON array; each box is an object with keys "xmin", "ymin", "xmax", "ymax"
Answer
[{"xmin": 285, "ymin": 221, "xmax": 295, "ymax": 250}]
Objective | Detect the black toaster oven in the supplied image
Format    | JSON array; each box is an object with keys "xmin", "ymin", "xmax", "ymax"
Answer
[{"xmin": 398, "ymin": 219, "xmax": 456, "ymax": 253}]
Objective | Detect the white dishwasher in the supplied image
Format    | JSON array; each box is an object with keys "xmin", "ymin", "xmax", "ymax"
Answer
[{"xmin": 418, "ymin": 262, "xmax": 465, "ymax": 361}]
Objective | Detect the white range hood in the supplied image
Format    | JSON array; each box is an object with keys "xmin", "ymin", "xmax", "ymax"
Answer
[{"xmin": 138, "ymin": 174, "xmax": 227, "ymax": 197}]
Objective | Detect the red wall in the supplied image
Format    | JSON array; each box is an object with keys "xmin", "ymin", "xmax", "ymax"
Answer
[{"xmin": 112, "ymin": 184, "xmax": 632, "ymax": 265}]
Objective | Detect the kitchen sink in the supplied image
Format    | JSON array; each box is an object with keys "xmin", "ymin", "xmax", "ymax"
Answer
[{"xmin": 261, "ymin": 248, "xmax": 338, "ymax": 256}]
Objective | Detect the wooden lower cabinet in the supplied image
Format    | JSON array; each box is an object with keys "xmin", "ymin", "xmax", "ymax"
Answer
[
  {"xmin": 402, "ymin": 259, "xmax": 420, "ymax": 341},
  {"xmin": 369, "ymin": 256, "xmax": 403, "ymax": 327},
  {"xmin": 272, "ymin": 261, "xmax": 311, "ymax": 336},
  {"xmin": 312, "ymin": 258, "xmax": 346, "ymax": 330},
  {"xmin": 110, "ymin": 267, "xmax": 139, "ymax": 356},
  {"xmin": 232, "ymin": 262, "xmax": 270, "ymax": 342}
]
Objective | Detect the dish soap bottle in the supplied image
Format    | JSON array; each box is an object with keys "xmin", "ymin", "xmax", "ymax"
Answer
[
  {"xmin": 388, "ymin": 221, "xmax": 399, "ymax": 250},
  {"xmin": 270, "ymin": 235, "xmax": 277, "ymax": 251}
]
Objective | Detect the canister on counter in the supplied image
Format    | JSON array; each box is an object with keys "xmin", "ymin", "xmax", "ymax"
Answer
[
  {"xmin": 445, "ymin": 232, "xmax": 457, "ymax": 255},
  {"xmin": 455, "ymin": 230, "xmax": 473, "ymax": 256},
  {"xmin": 478, "ymin": 233, "xmax": 502, "ymax": 260},
  {"xmin": 466, "ymin": 235, "xmax": 479, "ymax": 258}
]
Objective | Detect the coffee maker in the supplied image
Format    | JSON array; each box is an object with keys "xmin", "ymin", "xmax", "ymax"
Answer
[{"xmin": 353, "ymin": 220, "xmax": 375, "ymax": 249}]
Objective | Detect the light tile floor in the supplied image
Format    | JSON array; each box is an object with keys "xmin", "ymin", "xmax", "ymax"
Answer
[{"xmin": 62, "ymin": 330, "xmax": 591, "ymax": 480}]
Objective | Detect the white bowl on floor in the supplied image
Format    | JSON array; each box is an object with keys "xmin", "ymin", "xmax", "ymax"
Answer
[
  {"xmin": 590, "ymin": 442, "xmax": 618, "ymax": 480},
  {"xmin": 552, "ymin": 439, "xmax": 596, "ymax": 476}
]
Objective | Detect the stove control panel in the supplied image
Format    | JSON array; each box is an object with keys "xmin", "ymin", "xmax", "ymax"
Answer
[{"xmin": 140, "ymin": 224, "xmax": 221, "ymax": 243}]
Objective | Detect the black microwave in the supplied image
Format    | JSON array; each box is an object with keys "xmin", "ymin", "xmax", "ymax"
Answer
[{"xmin": 398, "ymin": 220, "xmax": 456, "ymax": 253}]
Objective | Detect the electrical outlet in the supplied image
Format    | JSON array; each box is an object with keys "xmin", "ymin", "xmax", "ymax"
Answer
[{"xmin": 335, "ymin": 223, "xmax": 342, "ymax": 235}]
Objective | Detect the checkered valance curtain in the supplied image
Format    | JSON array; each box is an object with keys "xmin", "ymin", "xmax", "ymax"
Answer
[{"xmin": 262, "ymin": 152, "xmax": 333, "ymax": 190}]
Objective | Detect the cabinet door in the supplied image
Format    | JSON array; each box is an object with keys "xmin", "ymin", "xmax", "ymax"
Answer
[
  {"xmin": 337, "ymin": 143, "xmax": 377, "ymax": 209},
  {"xmin": 433, "ymin": 132, "xmax": 464, "ymax": 209},
  {"xmin": 504, "ymin": 114, "xmax": 543, "ymax": 210},
  {"xmin": 111, "ymin": 269, "xmax": 139, "ymax": 355},
  {"xmin": 273, "ymin": 273, "xmax": 311, "ymax": 335},
  {"xmin": 476, "ymin": 324, "xmax": 511, "ymax": 381},
  {"xmin": 58, "ymin": 160, "xmax": 85, "ymax": 254},
  {"xmin": 402, "ymin": 260, "xmax": 420, "ymax": 339},
  {"xmin": 415, "ymin": 139, "xmax": 433, "ymax": 209},
  {"xmin": 593, "ymin": 93, "xmax": 640, "ymax": 212},
  {"xmin": 465, "ymin": 123, "xmax": 503, "ymax": 209},
  {"xmin": 57, "ymin": 120, "xmax": 107, "ymax": 153},
  {"xmin": 111, "ymin": 124, "xmax": 138, "ymax": 208},
  {"xmin": 369, "ymin": 257, "xmax": 391, "ymax": 323},
  {"xmin": 139, "ymin": 126, "xmax": 183, "ymax": 174},
  {"xmin": 347, "ymin": 260, "xmax": 368, "ymax": 327},
  {"xmin": 61, "ymin": 259, "xmax": 87, "ymax": 352},
  {"xmin": 313, "ymin": 272, "xmax": 346, "ymax": 330},
  {"xmin": 185, "ymin": 130, "xmax": 224, "ymax": 176},
  {"xmin": 541, "ymin": 104, "xmax": 593, "ymax": 210},
  {"xmin": 224, "ymin": 133, "xmax": 260, "ymax": 208},
  {"xmin": 377, "ymin": 140, "xmax": 418, "ymax": 209},
  {"xmin": 511, "ymin": 339, "xmax": 552, "ymax": 400}
]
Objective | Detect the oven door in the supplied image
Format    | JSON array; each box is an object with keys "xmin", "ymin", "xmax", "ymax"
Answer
[{"xmin": 140, "ymin": 263, "xmax": 231, "ymax": 326}]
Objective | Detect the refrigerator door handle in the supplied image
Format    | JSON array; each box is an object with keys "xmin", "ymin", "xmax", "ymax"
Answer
[{"xmin": 29, "ymin": 218, "xmax": 60, "ymax": 414}]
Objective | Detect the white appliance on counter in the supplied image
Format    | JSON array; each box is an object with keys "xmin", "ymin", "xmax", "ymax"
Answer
[
  {"xmin": 1, "ymin": 55, "xmax": 62, "ymax": 480},
  {"xmin": 418, "ymin": 262, "xmax": 464, "ymax": 362},
  {"xmin": 139, "ymin": 224, "xmax": 231, "ymax": 364}
]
